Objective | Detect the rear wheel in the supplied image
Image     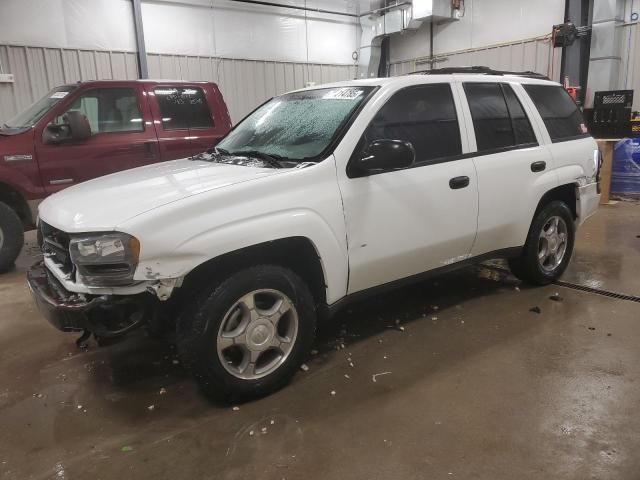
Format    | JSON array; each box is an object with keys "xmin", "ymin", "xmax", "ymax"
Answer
[
  {"xmin": 0, "ymin": 202, "xmax": 24, "ymax": 273},
  {"xmin": 177, "ymin": 265, "xmax": 316, "ymax": 403},
  {"xmin": 509, "ymin": 201, "xmax": 575, "ymax": 285}
]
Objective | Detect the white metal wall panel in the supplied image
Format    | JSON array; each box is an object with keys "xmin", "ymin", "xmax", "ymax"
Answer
[
  {"xmin": 0, "ymin": 43, "xmax": 357, "ymax": 124},
  {"xmin": 619, "ymin": 22, "xmax": 639, "ymax": 110},
  {"xmin": 146, "ymin": 53, "xmax": 356, "ymax": 122},
  {"xmin": 390, "ymin": 35, "xmax": 562, "ymax": 83},
  {"xmin": 0, "ymin": 44, "xmax": 138, "ymax": 123}
]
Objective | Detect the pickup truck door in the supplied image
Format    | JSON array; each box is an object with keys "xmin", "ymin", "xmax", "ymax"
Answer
[
  {"xmin": 147, "ymin": 84, "xmax": 227, "ymax": 160},
  {"xmin": 35, "ymin": 84, "xmax": 159, "ymax": 194},
  {"xmin": 337, "ymin": 83, "xmax": 479, "ymax": 294},
  {"xmin": 460, "ymin": 81, "xmax": 556, "ymax": 256}
]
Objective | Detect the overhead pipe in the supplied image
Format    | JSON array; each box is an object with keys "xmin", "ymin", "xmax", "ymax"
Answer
[{"xmin": 227, "ymin": 0, "xmax": 358, "ymax": 18}]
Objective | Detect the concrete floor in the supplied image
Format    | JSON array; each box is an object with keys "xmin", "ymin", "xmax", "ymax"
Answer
[{"xmin": 1, "ymin": 202, "xmax": 639, "ymax": 480}]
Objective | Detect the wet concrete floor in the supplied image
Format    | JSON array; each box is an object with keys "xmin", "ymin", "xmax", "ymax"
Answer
[{"xmin": 1, "ymin": 202, "xmax": 639, "ymax": 479}]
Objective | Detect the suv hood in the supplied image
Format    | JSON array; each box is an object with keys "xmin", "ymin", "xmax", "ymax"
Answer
[{"xmin": 39, "ymin": 158, "xmax": 282, "ymax": 232}]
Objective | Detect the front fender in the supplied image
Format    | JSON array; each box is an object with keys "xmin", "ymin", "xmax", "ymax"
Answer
[
  {"xmin": 124, "ymin": 160, "xmax": 349, "ymax": 304},
  {"xmin": 135, "ymin": 209, "xmax": 347, "ymax": 303}
]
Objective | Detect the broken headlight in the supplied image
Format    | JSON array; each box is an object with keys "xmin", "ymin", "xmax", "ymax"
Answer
[{"xmin": 69, "ymin": 233, "xmax": 140, "ymax": 286}]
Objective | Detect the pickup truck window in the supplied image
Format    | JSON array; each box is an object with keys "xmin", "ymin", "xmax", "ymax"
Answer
[
  {"xmin": 216, "ymin": 86, "xmax": 375, "ymax": 161},
  {"xmin": 154, "ymin": 87, "xmax": 214, "ymax": 130},
  {"xmin": 464, "ymin": 82, "xmax": 536, "ymax": 152},
  {"xmin": 53, "ymin": 88, "xmax": 144, "ymax": 134},
  {"xmin": 2, "ymin": 85, "xmax": 78, "ymax": 130},
  {"xmin": 523, "ymin": 84, "xmax": 589, "ymax": 142},
  {"xmin": 361, "ymin": 83, "xmax": 462, "ymax": 166}
]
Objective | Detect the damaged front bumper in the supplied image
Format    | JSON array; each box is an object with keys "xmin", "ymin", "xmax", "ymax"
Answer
[
  {"xmin": 27, "ymin": 261, "xmax": 100, "ymax": 332},
  {"xmin": 27, "ymin": 261, "xmax": 154, "ymax": 336}
]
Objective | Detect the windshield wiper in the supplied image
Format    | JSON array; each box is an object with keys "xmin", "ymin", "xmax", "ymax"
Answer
[{"xmin": 230, "ymin": 150, "xmax": 284, "ymax": 169}]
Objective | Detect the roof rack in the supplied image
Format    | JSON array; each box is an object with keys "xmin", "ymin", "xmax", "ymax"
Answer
[{"xmin": 408, "ymin": 66, "xmax": 550, "ymax": 80}]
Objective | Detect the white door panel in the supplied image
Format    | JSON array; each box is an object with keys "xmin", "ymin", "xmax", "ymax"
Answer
[
  {"xmin": 460, "ymin": 81, "xmax": 556, "ymax": 256},
  {"xmin": 470, "ymin": 146, "xmax": 556, "ymax": 255},
  {"xmin": 340, "ymin": 160, "xmax": 478, "ymax": 294}
]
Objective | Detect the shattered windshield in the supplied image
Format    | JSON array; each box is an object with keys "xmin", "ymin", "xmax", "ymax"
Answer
[
  {"xmin": 2, "ymin": 85, "xmax": 78, "ymax": 130},
  {"xmin": 215, "ymin": 86, "xmax": 375, "ymax": 162}
]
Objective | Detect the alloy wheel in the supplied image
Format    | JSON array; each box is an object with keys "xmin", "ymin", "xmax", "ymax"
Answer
[{"xmin": 216, "ymin": 289, "xmax": 299, "ymax": 380}]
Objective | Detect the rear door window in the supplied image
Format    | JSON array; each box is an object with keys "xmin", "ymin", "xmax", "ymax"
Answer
[
  {"xmin": 154, "ymin": 87, "xmax": 214, "ymax": 130},
  {"xmin": 362, "ymin": 83, "xmax": 462, "ymax": 166},
  {"xmin": 464, "ymin": 82, "xmax": 537, "ymax": 152},
  {"xmin": 502, "ymin": 85, "xmax": 537, "ymax": 145},
  {"xmin": 523, "ymin": 84, "xmax": 588, "ymax": 142}
]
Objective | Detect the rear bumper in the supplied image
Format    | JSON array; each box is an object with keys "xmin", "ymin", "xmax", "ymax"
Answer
[
  {"xmin": 26, "ymin": 261, "xmax": 99, "ymax": 332},
  {"xmin": 577, "ymin": 182, "xmax": 600, "ymax": 225}
]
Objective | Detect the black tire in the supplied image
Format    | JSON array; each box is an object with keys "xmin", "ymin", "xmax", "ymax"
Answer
[
  {"xmin": 509, "ymin": 200, "xmax": 575, "ymax": 285},
  {"xmin": 0, "ymin": 202, "xmax": 24, "ymax": 273},
  {"xmin": 177, "ymin": 265, "xmax": 316, "ymax": 403}
]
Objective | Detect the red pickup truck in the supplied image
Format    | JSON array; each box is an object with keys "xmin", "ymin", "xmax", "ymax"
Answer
[{"xmin": 0, "ymin": 80, "xmax": 232, "ymax": 271}]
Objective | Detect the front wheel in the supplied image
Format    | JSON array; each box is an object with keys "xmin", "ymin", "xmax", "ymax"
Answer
[
  {"xmin": 177, "ymin": 265, "xmax": 316, "ymax": 403},
  {"xmin": 509, "ymin": 201, "xmax": 575, "ymax": 285}
]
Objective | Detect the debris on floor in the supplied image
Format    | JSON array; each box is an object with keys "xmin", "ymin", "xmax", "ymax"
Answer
[
  {"xmin": 232, "ymin": 406, "xmax": 240, "ymax": 411},
  {"xmin": 588, "ymin": 327, "xmax": 596, "ymax": 331},
  {"xmin": 372, "ymin": 371, "xmax": 392, "ymax": 383},
  {"xmin": 148, "ymin": 405, "xmax": 155, "ymax": 411},
  {"xmin": 159, "ymin": 387, "xmax": 167, "ymax": 395},
  {"xmin": 529, "ymin": 306, "xmax": 541, "ymax": 314},
  {"xmin": 121, "ymin": 446, "xmax": 133, "ymax": 452},
  {"xmin": 549, "ymin": 293, "xmax": 563, "ymax": 302},
  {"xmin": 300, "ymin": 363, "xmax": 309, "ymax": 372},
  {"xmin": 330, "ymin": 390, "xmax": 336, "ymax": 396}
]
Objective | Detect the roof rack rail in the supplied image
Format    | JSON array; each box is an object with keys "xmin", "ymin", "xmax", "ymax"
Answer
[{"xmin": 407, "ymin": 66, "xmax": 550, "ymax": 80}]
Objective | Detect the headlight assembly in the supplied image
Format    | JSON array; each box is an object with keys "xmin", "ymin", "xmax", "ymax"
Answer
[{"xmin": 69, "ymin": 233, "xmax": 140, "ymax": 286}]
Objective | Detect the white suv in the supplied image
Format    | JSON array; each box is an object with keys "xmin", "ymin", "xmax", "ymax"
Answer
[{"xmin": 29, "ymin": 70, "xmax": 601, "ymax": 402}]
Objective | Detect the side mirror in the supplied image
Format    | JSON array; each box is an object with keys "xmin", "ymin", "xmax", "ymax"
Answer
[
  {"xmin": 355, "ymin": 139, "xmax": 415, "ymax": 173},
  {"xmin": 42, "ymin": 111, "xmax": 92, "ymax": 145}
]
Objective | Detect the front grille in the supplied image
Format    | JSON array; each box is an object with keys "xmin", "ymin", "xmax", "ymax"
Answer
[{"xmin": 40, "ymin": 222, "xmax": 74, "ymax": 277}]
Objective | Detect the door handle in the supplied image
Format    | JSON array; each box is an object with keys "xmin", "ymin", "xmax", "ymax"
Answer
[
  {"xmin": 531, "ymin": 161, "xmax": 546, "ymax": 172},
  {"xmin": 449, "ymin": 176, "xmax": 470, "ymax": 189}
]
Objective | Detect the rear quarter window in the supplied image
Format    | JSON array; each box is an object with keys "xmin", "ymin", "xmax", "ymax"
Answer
[
  {"xmin": 523, "ymin": 84, "xmax": 589, "ymax": 142},
  {"xmin": 154, "ymin": 87, "xmax": 214, "ymax": 130}
]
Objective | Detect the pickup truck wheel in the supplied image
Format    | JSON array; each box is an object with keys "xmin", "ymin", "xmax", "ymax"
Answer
[
  {"xmin": 177, "ymin": 265, "xmax": 316, "ymax": 403},
  {"xmin": 508, "ymin": 201, "xmax": 575, "ymax": 285},
  {"xmin": 0, "ymin": 202, "xmax": 24, "ymax": 273}
]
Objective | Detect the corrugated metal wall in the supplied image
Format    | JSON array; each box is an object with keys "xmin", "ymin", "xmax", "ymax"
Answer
[
  {"xmin": 0, "ymin": 45, "xmax": 138, "ymax": 124},
  {"xmin": 0, "ymin": 43, "xmax": 357, "ymax": 124},
  {"xmin": 389, "ymin": 35, "xmax": 563, "ymax": 83},
  {"xmin": 146, "ymin": 54, "xmax": 356, "ymax": 122},
  {"xmin": 620, "ymin": 22, "xmax": 640, "ymax": 110}
]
